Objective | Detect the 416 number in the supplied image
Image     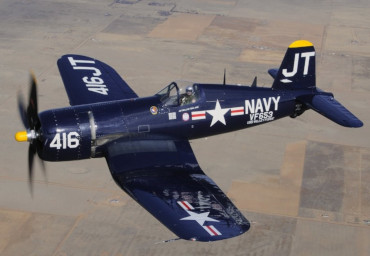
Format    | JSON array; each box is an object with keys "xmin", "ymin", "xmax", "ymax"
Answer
[{"xmin": 50, "ymin": 132, "xmax": 80, "ymax": 149}]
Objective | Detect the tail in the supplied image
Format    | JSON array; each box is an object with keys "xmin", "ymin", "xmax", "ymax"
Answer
[
  {"xmin": 270, "ymin": 40, "xmax": 316, "ymax": 90},
  {"xmin": 269, "ymin": 40, "xmax": 363, "ymax": 128}
]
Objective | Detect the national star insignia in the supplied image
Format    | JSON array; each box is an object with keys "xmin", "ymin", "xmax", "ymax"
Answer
[
  {"xmin": 180, "ymin": 211, "xmax": 219, "ymax": 226},
  {"xmin": 207, "ymin": 100, "xmax": 230, "ymax": 127}
]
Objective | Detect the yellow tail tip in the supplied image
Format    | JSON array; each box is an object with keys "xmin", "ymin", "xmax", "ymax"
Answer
[
  {"xmin": 15, "ymin": 131, "xmax": 28, "ymax": 142},
  {"xmin": 289, "ymin": 40, "xmax": 314, "ymax": 48}
]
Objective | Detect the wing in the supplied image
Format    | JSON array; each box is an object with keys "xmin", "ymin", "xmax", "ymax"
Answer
[
  {"xmin": 105, "ymin": 138, "xmax": 250, "ymax": 242},
  {"xmin": 57, "ymin": 55, "xmax": 138, "ymax": 105}
]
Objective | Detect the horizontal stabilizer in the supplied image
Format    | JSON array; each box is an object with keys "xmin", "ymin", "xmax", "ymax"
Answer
[
  {"xmin": 305, "ymin": 95, "xmax": 363, "ymax": 127},
  {"xmin": 268, "ymin": 68, "xmax": 278, "ymax": 79}
]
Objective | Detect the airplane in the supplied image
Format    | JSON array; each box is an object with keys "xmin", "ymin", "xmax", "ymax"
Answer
[{"xmin": 15, "ymin": 40, "xmax": 363, "ymax": 242}]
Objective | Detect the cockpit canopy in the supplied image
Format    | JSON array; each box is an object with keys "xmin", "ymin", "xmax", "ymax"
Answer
[{"xmin": 156, "ymin": 81, "xmax": 200, "ymax": 107}]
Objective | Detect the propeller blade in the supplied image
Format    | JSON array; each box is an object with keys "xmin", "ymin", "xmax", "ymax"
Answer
[
  {"xmin": 36, "ymin": 140, "xmax": 47, "ymax": 182},
  {"xmin": 17, "ymin": 93, "xmax": 29, "ymax": 129},
  {"xmin": 28, "ymin": 144, "xmax": 36, "ymax": 195},
  {"xmin": 27, "ymin": 73, "xmax": 40, "ymax": 130}
]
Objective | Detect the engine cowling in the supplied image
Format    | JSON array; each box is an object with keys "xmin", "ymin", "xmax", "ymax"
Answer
[{"xmin": 38, "ymin": 108, "xmax": 92, "ymax": 161}]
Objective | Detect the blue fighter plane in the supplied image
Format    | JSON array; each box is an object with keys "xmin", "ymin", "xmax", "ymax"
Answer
[{"xmin": 15, "ymin": 40, "xmax": 362, "ymax": 242}]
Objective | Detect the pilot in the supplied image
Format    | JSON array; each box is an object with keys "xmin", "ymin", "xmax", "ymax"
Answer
[{"xmin": 180, "ymin": 86, "xmax": 196, "ymax": 105}]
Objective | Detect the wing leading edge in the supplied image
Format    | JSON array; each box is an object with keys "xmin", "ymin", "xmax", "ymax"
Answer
[
  {"xmin": 105, "ymin": 138, "xmax": 250, "ymax": 241},
  {"xmin": 57, "ymin": 55, "xmax": 138, "ymax": 105}
]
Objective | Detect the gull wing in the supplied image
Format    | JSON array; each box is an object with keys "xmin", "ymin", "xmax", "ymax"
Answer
[
  {"xmin": 104, "ymin": 138, "xmax": 250, "ymax": 242},
  {"xmin": 57, "ymin": 55, "xmax": 138, "ymax": 105}
]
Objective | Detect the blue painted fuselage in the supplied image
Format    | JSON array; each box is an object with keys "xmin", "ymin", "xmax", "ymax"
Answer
[{"xmin": 38, "ymin": 83, "xmax": 303, "ymax": 162}]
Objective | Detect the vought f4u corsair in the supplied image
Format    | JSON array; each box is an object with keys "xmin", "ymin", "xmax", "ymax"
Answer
[{"xmin": 15, "ymin": 40, "xmax": 362, "ymax": 242}]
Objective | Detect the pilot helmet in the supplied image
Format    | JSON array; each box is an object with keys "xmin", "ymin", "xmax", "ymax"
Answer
[{"xmin": 186, "ymin": 86, "xmax": 194, "ymax": 94}]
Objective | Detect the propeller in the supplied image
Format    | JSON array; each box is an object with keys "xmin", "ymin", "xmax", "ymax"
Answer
[{"xmin": 15, "ymin": 73, "xmax": 45, "ymax": 195}]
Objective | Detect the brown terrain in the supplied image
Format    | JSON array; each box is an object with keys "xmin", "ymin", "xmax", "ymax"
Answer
[{"xmin": 0, "ymin": 0, "xmax": 369, "ymax": 255}]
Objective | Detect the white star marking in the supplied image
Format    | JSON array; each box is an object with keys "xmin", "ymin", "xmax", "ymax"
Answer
[
  {"xmin": 206, "ymin": 100, "xmax": 230, "ymax": 127},
  {"xmin": 180, "ymin": 211, "xmax": 219, "ymax": 226}
]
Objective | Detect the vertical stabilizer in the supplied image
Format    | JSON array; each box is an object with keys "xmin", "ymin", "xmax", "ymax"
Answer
[{"xmin": 272, "ymin": 40, "xmax": 316, "ymax": 90}]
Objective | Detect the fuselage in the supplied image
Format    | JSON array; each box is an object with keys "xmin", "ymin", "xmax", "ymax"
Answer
[{"xmin": 37, "ymin": 83, "xmax": 306, "ymax": 162}]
